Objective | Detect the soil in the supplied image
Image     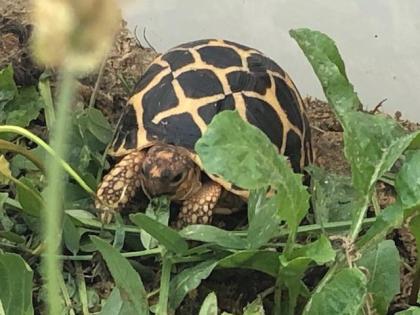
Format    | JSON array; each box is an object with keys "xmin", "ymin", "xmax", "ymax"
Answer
[{"xmin": 1, "ymin": 1, "xmax": 418, "ymax": 314}]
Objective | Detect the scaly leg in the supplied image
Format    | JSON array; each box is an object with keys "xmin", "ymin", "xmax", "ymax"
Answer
[
  {"xmin": 176, "ymin": 181, "xmax": 222, "ymax": 228},
  {"xmin": 95, "ymin": 150, "xmax": 145, "ymax": 224}
]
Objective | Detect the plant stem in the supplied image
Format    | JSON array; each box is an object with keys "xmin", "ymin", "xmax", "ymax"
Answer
[
  {"xmin": 273, "ymin": 276, "xmax": 283, "ymax": 315},
  {"xmin": 0, "ymin": 125, "xmax": 94, "ymax": 195},
  {"xmin": 42, "ymin": 70, "xmax": 76, "ymax": 315},
  {"xmin": 0, "ymin": 139, "xmax": 45, "ymax": 172},
  {"xmin": 349, "ymin": 195, "xmax": 370, "ymax": 242},
  {"xmin": 54, "ymin": 247, "xmax": 162, "ymax": 261},
  {"xmin": 75, "ymin": 262, "xmax": 90, "ymax": 315},
  {"xmin": 157, "ymin": 254, "xmax": 172, "ymax": 315}
]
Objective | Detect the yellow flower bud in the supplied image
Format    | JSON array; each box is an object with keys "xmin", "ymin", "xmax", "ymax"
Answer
[{"xmin": 31, "ymin": 0, "xmax": 121, "ymax": 74}]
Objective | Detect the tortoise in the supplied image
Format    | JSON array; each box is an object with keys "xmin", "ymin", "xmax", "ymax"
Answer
[{"xmin": 95, "ymin": 39, "xmax": 313, "ymax": 227}]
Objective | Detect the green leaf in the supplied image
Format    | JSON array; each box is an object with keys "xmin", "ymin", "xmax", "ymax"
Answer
[
  {"xmin": 86, "ymin": 108, "xmax": 113, "ymax": 144},
  {"xmin": 0, "ymin": 252, "xmax": 34, "ymax": 315},
  {"xmin": 180, "ymin": 225, "xmax": 248, "ymax": 249},
  {"xmin": 247, "ymin": 190, "xmax": 283, "ymax": 249},
  {"xmin": 99, "ymin": 287, "xmax": 138, "ymax": 315},
  {"xmin": 280, "ymin": 235, "xmax": 335, "ymax": 312},
  {"xmin": 90, "ymin": 236, "xmax": 149, "ymax": 315},
  {"xmin": 0, "ymin": 65, "xmax": 17, "ymax": 111},
  {"xmin": 356, "ymin": 202, "xmax": 404, "ymax": 249},
  {"xmin": 63, "ymin": 215, "xmax": 81, "ymax": 255},
  {"xmin": 4, "ymin": 86, "xmax": 43, "ymax": 129},
  {"xmin": 357, "ymin": 240, "xmax": 400, "ymax": 314},
  {"xmin": 140, "ymin": 197, "xmax": 170, "ymax": 250},
  {"xmin": 287, "ymin": 235, "xmax": 336, "ymax": 264},
  {"xmin": 395, "ymin": 150, "xmax": 420, "ymax": 213},
  {"xmin": 289, "ymin": 28, "xmax": 360, "ymax": 120},
  {"xmin": 0, "ymin": 231, "xmax": 25, "ymax": 244},
  {"xmin": 409, "ymin": 215, "xmax": 420, "ymax": 260},
  {"xmin": 199, "ymin": 292, "xmax": 218, "ymax": 315},
  {"xmin": 195, "ymin": 110, "xmax": 309, "ymax": 232},
  {"xmin": 16, "ymin": 177, "xmax": 43, "ymax": 217},
  {"xmin": 218, "ymin": 250, "xmax": 279, "ymax": 277},
  {"xmin": 302, "ymin": 268, "xmax": 367, "ymax": 315},
  {"xmin": 243, "ymin": 297, "xmax": 265, "ymax": 315},
  {"xmin": 130, "ymin": 213, "xmax": 188, "ymax": 254},
  {"xmin": 308, "ymin": 165, "xmax": 360, "ymax": 223},
  {"xmin": 395, "ymin": 307, "xmax": 420, "ymax": 315},
  {"xmin": 343, "ymin": 112, "xmax": 419, "ymax": 195},
  {"xmin": 169, "ymin": 259, "xmax": 218, "ymax": 311}
]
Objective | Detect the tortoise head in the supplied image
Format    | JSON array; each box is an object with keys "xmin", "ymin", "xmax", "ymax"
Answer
[{"xmin": 141, "ymin": 144, "xmax": 201, "ymax": 200}]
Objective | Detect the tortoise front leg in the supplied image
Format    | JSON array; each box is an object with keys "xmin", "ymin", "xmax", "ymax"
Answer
[
  {"xmin": 95, "ymin": 150, "xmax": 145, "ymax": 224},
  {"xmin": 176, "ymin": 181, "xmax": 222, "ymax": 228}
]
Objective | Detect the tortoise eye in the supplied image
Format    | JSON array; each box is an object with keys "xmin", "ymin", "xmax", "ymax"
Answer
[{"xmin": 171, "ymin": 172, "xmax": 184, "ymax": 184}]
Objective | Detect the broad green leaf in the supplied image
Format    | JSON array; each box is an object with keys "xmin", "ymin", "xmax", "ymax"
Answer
[
  {"xmin": 302, "ymin": 268, "xmax": 367, "ymax": 315},
  {"xmin": 0, "ymin": 252, "xmax": 34, "ymax": 315},
  {"xmin": 99, "ymin": 287, "xmax": 138, "ymax": 315},
  {"xmin": 287, "ymin": 235, "xmax": 336, "ymax": 265},
  {"xmin": 290, "ymin": 28, "xmax": 360, "ymax": 120},
  {"xmin": 343, "ymin": 112, "xmax": 419, "ymax": 195},
  {"xmin": 180, "ymin": 225, "xmax": 248, "ymax": 249},
  {"xmin": 356, "ymin": 202, "xmax": 404, "ymax": 249},
  {"xmin": 409, "ymin": 215, "xmax": 420, "ymax": 261},
  {"xmin": 90, "ymin": 236, "xmax": 149, "ymax": 315},
  {"xmin": 247, "ymin": 187, "xmax": 268, "ymax": 222},
  {"xmin": 0, "ymin": 65, "xmax": 17, "ymax": 112},
  {"xmin": 140, "ymin": 197, "xmax": 170, "ymax": 250},
  {"xmin": 199, "ymin": 292, "xmax": 218, "ymax": 315},
  {"xmin": 357, "ymin": 240, "xmax": 400, "ymax": 314},
  {"xmin": 243, "ymin": 297, "xmax": 265, "ymax": 315},
  {"xmin": 279, "ymin": 257, "xmax": 312, "ymax": 313},
  {"xmin": 16, "ymin": 177, "xmax": 43, "ymax": 217},
  {"xmin": 247, "ymin": 190, "xmax": 283, "ymax": 249},
  {"xmin": 86, "ymin": 108, "xmax": 113, "ymax": 144},
  {"xmin": 395, "ymin": 307, "xmax": 420, "ymax": 315},
  {"xmin": 308, "ymin": 165, "xmax": 360, "ymax": 223},
  {"xmin": 280, "ymin": 235, "xmax": 335, "ymax": 312},
  {"xmin": 63, "ymin": 215, "xmax": 81, "ymax": 255},
  {"xmin": 395, "ymin": 150, "xmax": 420, "ymax": 213},
  {"xmin": 130, "ymin": 213, "xmax": 188, "ymax": 254},
  {"xmin": 218, "ymin": 250, "xmax": 279, "ymax": 277},
  {"xmin": 169, "ymin": 259, "xmax": 218, "ymax": 311},
  {"xmin": 195, "ymin": 110, "xmax": 309, "ymax": 232}
]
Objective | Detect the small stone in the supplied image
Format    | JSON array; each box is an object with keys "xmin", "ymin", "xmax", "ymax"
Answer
[
  {"xmin": 191, "ymin": 214, "xmax": 197, "ymax": 223},
  {"xmin": 126, "ymin": 170, "xmax": 134, "ymax": 178},
  {"xmin": 203, "ymin": 205, "xmax": 209, "ymax": 212},
  {"xmin": 201, "ymin": 216, "xmax": 209, "ymax": 224}
]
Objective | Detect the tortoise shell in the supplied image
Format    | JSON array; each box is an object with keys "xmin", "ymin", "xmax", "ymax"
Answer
[{"xmin": 109, "ymin": 39, "xmax": 313, "ymax": 194}]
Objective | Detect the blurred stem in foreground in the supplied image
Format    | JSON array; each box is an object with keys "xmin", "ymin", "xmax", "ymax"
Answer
[
  {"xmin": 31, "ymin": 0, "xmax": 121, "ymax": 313},
  {"xmin": 42, "ymin": 70, "xmax": 76, "ymax": 314}
]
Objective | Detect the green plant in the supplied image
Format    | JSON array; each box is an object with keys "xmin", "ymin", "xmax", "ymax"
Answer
[{"xmin": 0, "ymin": 22, "xmax": 419, "ymax": 315}]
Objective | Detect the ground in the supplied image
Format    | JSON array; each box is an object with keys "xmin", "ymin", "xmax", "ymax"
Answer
[{"xmin": 0, "ymin": 1, "xmax": 418, "ymax": 314}]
